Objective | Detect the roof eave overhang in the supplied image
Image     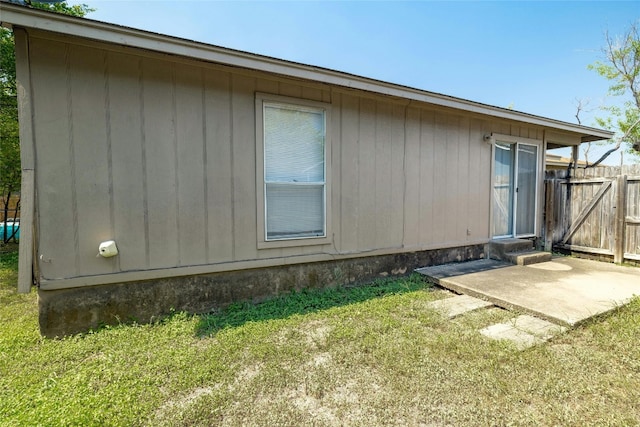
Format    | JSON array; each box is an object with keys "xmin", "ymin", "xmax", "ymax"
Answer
[
  {"xmin": 0, "ymin": 2, "xmax": 615, "ymax": 143},
  {"xmin": 581, "ymin": 134, "xmax": 612, "ymax": 143}
]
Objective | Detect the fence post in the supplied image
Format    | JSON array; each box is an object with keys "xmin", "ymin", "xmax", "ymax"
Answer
[
  {"xmin": 544, "ymin": 178, "xmax": 555, "ymax": 251},
  {"xmin": 571, "ymin": 146, "xmax": 579, "ymax": 172},
  {"xmin": 613, "ymin": 174, "xmax": 627, "ymax": 263}
]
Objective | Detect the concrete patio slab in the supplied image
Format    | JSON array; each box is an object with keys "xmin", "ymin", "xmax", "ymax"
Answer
[
  {"xmin": 480, "ymin": 315, "xmax": 566, "ymax": 350},
  {"xmin": 417, "ymin": 257, "xmax": 640, "ymax": 327},
  {"xmin": 427, "ymin": 294, "xmax": 494, "ymax": 318},
  {"xmin": 416, "ymin": 259, "xmax": 511, "ymax": 280}
]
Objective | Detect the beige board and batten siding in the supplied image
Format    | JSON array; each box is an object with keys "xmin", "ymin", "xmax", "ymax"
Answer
[{"xmin": 26, "ymin": 29, "xmax": 545, "ymax": 290}]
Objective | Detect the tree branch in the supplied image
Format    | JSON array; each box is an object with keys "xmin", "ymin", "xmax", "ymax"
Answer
[{"xmin": 585, "ymin": 115, "xmax": 640, "ymax": 168}]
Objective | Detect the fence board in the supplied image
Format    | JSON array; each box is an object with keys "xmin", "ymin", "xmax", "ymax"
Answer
[
  {"xmin": 560, "ymin": 180, "xmax": 611, "ymax": 244},
  {"xmin": 614, "ymin": 175, "xmax": 627, "ymax": 263},
  {"xmin": 546, "ymin": 164, "xmax": 640, "ymax": 263},
  {"xmin": 544, "ymin": 180, "xmax": 554, "ymax": 251},
  {"xmin": 626, "ymin": 178, "xmax": 640, "ymax": 257}
]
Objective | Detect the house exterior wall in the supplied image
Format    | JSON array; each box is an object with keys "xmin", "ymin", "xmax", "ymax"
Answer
[{"xmin": 24, "ymin": 29, "xmax": 548, "ymax": 290}]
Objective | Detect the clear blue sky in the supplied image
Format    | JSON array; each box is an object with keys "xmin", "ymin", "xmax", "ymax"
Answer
[{"xmin": 69, "ymin": 0, "xmax": 639, "ymax": 164}]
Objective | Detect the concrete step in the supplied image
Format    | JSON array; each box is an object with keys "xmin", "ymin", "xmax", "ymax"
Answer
[
  {"xmin": 488, "ymin": 238, "xmax": 533, "ymax": 261},
  {"xmin": 488, "ymin": 239, "xmax": 551, "ymax": 266},
  {"xmin": 506, "ymin": 250, "xmax": 552, "ymax": 266}
]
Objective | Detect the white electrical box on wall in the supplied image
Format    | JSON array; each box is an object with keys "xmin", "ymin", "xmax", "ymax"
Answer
[{"xmin": 98, "ymin": 240, "xmax": 118, "ymax": 258}]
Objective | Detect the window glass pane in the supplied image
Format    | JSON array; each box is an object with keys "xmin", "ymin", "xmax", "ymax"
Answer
[
  {"xmin": 493, "ymin": 142, "xmax": 514, "ymax": 236},
  {"xmin": 265, "ymin": 105, "xmax": 325, "ymax": 183},
  {"xmin": 516, "ymin": 144, "xmax": 537, "ymax": 235},
  {"xmin": 266, "ymin": 184, "xmax": 324, "ymax": 239}
]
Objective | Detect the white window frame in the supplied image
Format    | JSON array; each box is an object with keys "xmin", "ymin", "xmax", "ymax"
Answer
[
  {"xmin": 255, "ymin": 93, "xmax": 332, "ymax": 249},
  {"xmin": 489, "ymin": 134, "xmax": 543, "ymax": 239}
]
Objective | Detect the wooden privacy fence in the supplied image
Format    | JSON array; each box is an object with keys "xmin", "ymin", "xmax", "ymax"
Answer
[{"xmin": 544, "ymin": 165, "xmax": 640, "ymax": 263}]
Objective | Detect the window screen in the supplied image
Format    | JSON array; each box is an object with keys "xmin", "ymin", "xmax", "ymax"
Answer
[{"xmin": 264, "ymin": 103, "xmax": 326, "ymax": 240}]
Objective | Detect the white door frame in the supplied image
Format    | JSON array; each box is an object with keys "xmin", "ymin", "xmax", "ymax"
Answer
[{"xmin": 489, "ymin": 134, "xmax": 543, "ymax": 239}]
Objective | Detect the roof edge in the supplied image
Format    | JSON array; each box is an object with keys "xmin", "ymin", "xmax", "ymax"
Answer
[{"xmin": 0, "ymin": 2, "xmax": 615, "ymax": 141}]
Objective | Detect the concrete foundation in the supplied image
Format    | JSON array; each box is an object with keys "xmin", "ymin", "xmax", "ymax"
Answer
[{"xmin": 38, "ymin": 244, "xmax": 485, "ymax": 337}]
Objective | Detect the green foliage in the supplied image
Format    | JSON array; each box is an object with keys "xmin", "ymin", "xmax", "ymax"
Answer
[
  {"xmin": 0, "ymin": 28, "xmax": 17, "ymax": 96},
  {"xmin": 31, "ymin": 2, "xmax": 95, "ymax": 17},
  {"xmin": 0, "ymin": 95, "xmax": 20, "ymax": 195},
  {"xmin": 1, "ymin": 35, "xmax": 21, "ymax": 242},
  {"xmin": 588, "ymin": 22, "xmax": 640, "ymax": 159},
  {"xmin": 197, "ymin": 274, "xmax": 430, "ymax": 335},
  {"xmin": 0, "ymin": 28, "xmax": 19, "ymax": 202},
  {"xmin": 0, "ymin": 244, "xmax": 19, "ymax": 279}
]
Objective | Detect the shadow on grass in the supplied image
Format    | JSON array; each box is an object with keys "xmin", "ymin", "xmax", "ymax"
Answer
[{"xmin": 195, "ymin": 274, "xmax": 433, "ymax": 337}]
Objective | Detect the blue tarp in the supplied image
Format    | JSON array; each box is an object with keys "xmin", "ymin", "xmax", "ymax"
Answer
[{"xmin": 1, "ymin": 222, "xmax": 20, "ymax": 241}]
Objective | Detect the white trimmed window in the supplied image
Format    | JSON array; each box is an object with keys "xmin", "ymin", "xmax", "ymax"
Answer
[{"xmin": 256, "ymin": 94, "xmax": 331, "ymax": 248}]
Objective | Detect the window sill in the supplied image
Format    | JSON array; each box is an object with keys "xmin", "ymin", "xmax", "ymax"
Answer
[{"xmin": 257, "ymin": 235, "xmax": 332, "ymax": 250}]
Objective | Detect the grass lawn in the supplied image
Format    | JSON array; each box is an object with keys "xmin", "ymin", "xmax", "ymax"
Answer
[{"xmin": 1, "ymin": 243, "xmax": 639, "ymax": 426}]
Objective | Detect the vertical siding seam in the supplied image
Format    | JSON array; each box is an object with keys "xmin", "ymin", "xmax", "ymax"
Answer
[
  {"xmin": 229, "ymin": 74, "xmax": 236, "ymax": 260},
  {"xmin": 139, "ymin": 58, "xmax": 150, "ymax": 268},
  {"xmin": 402, "ymin": 103, "xmax": 408, "ymax": 247},
  {"xmin": 417, "ymin": 109, "xmax": 422, "ymax": 242},
  {"xmin": 65, "ymin": 45, "xmax": 80, "ymax": 277},
  {"xmin": 103, "ymin": 51, "xmax": 118, "ymax": 272},
  {"xmin": 333, "ymin": 90, "xmax": 340, "ymax": 251},
  {"xmin": 201, "ymin": 68, "xmax": 210, "ymax": 262},
  {"xmin": 373, "ymin": 101, "xmax": 378, "ymax": 248},
  {"xmin": 424, "ymin": 110, "xmax": 430, "ymax": 244},
  {"xmin": 458, "ymin": 117, "xmax": 465, "ymax": 241},
  {"xmin": 446, "ymin": 117, "xmax": 452, "ymax": 240},
  {"xmin": 171, "ymin": 63, "xmax": 181, "ymax": 266},
  {"xmin": 356, "ymin": 98, "xmax": 360, "ymax": 247},
  {"xmin": 450, "ymin": 118, "xmax": 455, "ymax": 237},
  {"xmin": 430, "ymin": 113, "xmax": 435, "ymax": 242},
  {"xmin": 432, "ymin": 114, "xmax": 439, "ymax": 242},
  {"xmin": 339, "ymin": 93, "xmax": 344, "ymax": 251},
  {"xmin": 466, "ymin": 119, "xmax": 472, "ymax": 241}
]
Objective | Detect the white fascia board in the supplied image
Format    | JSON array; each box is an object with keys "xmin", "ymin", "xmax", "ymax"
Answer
[{"xmin": 0, "ymin": 2, "xmax": 614, "ymax": 141}]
